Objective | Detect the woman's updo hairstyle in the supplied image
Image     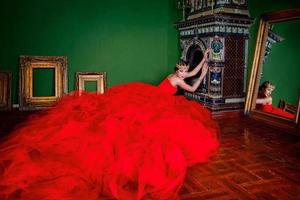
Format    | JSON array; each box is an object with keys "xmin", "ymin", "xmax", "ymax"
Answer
[{"xmin": 174, "ymin": 60, "xmax": 189, "ymax": 71}]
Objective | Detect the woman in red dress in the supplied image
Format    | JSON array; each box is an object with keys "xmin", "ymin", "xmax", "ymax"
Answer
[
  {"xmin": 256, "ymin": 81, "xmax": 294, "ymax": 119},
  {"xmin": 0, "ymin": 49, "xmax": 219, "ymax": 200}
]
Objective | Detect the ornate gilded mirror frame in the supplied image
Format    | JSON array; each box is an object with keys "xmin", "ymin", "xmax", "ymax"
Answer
[
  {"xmin": 244, "ymin": 8, "xmax": 300, "ymax": 134},
  {"xmin": 75, "ymin": 72, "xmax": 107, "ymax": 95},
  {"xmin": 0, "ymin": 71, "xmax": 12, "ymax": 111},
  {"xmin": 19, "ymin": 56, "xmax": 68, "ymax": 110}
]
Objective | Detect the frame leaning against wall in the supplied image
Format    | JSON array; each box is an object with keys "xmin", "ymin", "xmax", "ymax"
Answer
[
  {"xmin": 19, "ymin": 56, "xmax": 68, "ymax": 110},
  {"xmin": 75, "ymin": 72, "xmax": 107, "ymax": 95},
  {"xmin": 0, "ymin": 71, "xmax": 12, "ymax": 111}
]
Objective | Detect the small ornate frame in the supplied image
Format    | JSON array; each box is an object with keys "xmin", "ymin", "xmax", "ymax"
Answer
[
  {"xmin": 75, "ymin": 72, "xmax": 107, "ymax": 95},
  {"xmin": 19, "ymin": 56, "xmax": 68, "ymax": 110},
  {"xmin": 0, "ymin": 71, "xmax": 12, "ymax": 111}
]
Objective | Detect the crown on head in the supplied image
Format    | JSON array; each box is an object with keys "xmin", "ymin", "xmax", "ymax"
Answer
[
  {"xmin": 176, "ymin": 63, "xmax": 189, "ymax": 71},
  {"xmin": 265, "ymin": 82, "xmax": 275, "ymax": 91}
]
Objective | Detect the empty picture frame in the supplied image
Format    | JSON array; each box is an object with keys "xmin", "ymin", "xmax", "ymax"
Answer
[
  {"xmin": 75, "ymin": 72, "xmax": 107, "ymax": 95},
  {"xmin": 0, "ymin": 71, "xmax": 12, "ymax": 111},
  {"xmin": 19, "ymin": 56, "xmax": 68, "ymax": 110}
]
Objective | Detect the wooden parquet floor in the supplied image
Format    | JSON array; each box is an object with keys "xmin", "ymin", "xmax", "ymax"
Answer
[
  {"xmin": 1, "ymin": 112, "xmax": 300, "ymax": 200},
  {"xmin": 179, "ymin": 117, "xmax": 300, "ymax": 200}
]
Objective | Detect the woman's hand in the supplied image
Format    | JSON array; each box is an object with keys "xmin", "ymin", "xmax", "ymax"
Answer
[
  {"xmin": 185, "ymin": 48, "xmax": 211, "ymax": 78},
  {"xmin": 204, "ymin": 48, "xmax": 211, "ymax": 61},
  {"xmin": 200, "ymin": 63, "xmax": 209, "ymax": 78}
]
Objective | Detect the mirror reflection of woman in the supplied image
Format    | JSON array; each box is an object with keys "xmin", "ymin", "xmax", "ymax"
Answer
[
  {"xmin": 0, "ymin": 49, "xmax": 218, "ymax": 199},
  {"xmin": 256, "ymin": 81, "xmax": 294, "ymax": 119}
]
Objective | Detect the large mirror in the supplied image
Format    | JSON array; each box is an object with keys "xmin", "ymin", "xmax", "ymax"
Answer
[{"xmin": 245, "ymin": 8, "xmax": 300, "ymax": 134}]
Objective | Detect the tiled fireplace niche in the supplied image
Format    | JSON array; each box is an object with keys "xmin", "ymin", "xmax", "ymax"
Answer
[{"xmin": 176, "ymin": 0, "xmax": 253, "ymax": 112}]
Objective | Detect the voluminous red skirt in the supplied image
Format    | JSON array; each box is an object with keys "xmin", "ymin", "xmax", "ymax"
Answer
[{"xmin": 0, "ymin": 83, "xmax": 219, "ymax": 200}]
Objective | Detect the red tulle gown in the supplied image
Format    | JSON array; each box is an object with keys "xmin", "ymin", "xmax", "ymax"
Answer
[
  {"xmin": 0, "ymin": 79, "xmax": 219, "ymax": 200},
  {"xmin": 259, "ymin": 104, "xmax": 294, "ymax": 119}
]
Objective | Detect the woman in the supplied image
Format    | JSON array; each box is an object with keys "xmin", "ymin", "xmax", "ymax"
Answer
[
  {"xmin": 256, "ymin": 81, "xmax": 294, "ymax": 119},
  {"xmin": 0, "ymin": 49, "xmax": 218, "ymax": 200}
]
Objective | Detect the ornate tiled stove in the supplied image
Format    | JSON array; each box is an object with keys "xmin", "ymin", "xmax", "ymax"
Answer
[{"xmin": 176, "ymin": 0, "xmax": 253, "ymax": 112}]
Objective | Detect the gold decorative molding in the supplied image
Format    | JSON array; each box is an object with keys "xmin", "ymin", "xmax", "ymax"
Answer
[
  {"xmin": 188, "ymin": 7, "xmax": 250, "ymax": 20},
  {"xmin": 19, "ymin": 56, "xmax": 68, "ymax": 110}
]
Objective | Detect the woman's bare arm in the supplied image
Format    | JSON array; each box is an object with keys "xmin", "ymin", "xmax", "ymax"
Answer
[
  {"xmin": 256, "ymin": 97, "xmax": 272, "ymax": 105},
  {"xmin": 186, "ymin": 49, "xmax": 210, "ymax": 78},
  {"xmin": 177, "ymin": 63, "xmax": 209, "ymax": 92}
]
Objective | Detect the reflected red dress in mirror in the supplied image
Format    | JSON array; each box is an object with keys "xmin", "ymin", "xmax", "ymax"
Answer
[
  {"xmin": 258, "ymin": 104, "xmax": 294, "ymax": 119},
  {"xmin": 0, "ymin": 79, "xmax": 219, "ymax": 200}
]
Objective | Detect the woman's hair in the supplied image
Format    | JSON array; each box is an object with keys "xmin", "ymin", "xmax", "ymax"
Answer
[
  {"xmin": 258, "ymin": 81, "xmax": 275, "ymax": 97},
  {"xmin": 174, "ymin": 60, "xmax": 189, "ymax": 71}
]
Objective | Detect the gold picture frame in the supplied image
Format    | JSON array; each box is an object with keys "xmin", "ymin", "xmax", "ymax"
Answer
[
  {"xmin": 244, "ymin": 8, "xmax": 300, "ymax": 134},
  {"xmin": 19, "ymin": 56, "xmax": 68, "ymax": 110},
  {"xmin": 0, "ymin": 71, "xmax": 12, "ymax": 111},
  {"xmin": 75, "ymin": 72, "xmax": 107, "ymax": 95}
]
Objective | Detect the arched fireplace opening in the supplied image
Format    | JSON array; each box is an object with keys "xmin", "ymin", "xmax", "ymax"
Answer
[
  {"xmin": 185, "ymin": 45, "xmax": 207, "ymax": 94},
  {"xmin": 187, "ymin": 44, "xmax": 203, "ymax": 70}
]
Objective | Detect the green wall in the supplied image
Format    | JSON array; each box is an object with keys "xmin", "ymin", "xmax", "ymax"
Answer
[
  {"xmin": 0, "ymin": 0, "xmax": 180, "ymax": 103},
  {"xmin": 248, "ymin": 1, "xmax": 300, "ymax": 106},
  {"xmin": 261, "ymin": 20, "xmax": 300, "ymax": 106},
  {"xmin": 1, "ymin": 0, "xmax": 300, "ymax": 105}
]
